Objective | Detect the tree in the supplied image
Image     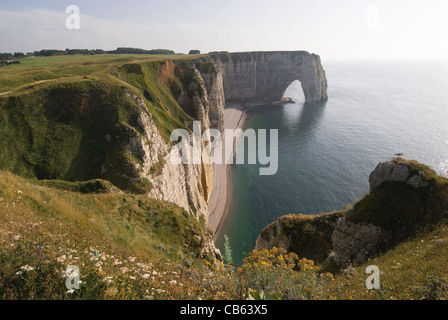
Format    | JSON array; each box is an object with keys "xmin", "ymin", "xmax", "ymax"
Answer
[{"xmin": 188, "ymin": 50, "xmax": 201, "ymax": 55}]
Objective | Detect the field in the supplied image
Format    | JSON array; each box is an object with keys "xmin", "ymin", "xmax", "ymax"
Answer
[{"xmin": 0, "ymin": 54, "xmax": 203, "ymax": 95}]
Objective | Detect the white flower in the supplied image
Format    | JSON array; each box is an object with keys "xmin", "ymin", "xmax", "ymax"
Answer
[
  {"xmin": 120, "ymin": 267, "xmax": 129, "ymax": 274},
  {"xmin": 15, "ymin": 271, "xmax": 23, "ymax": 275},
  {"xmin": 20, "ymin": 265, "xmax": 34, "ymax": 272},
  {"xmin": 102, "ymin": 277, "xmax": 113, "ymax": 283},
  {"xmin": 13, "ymin": 235, "xmax": 20, "ymax": 241},
  {"xmin": 129, "ymin": 257, "xmax": 136, "ymax": 262},
  {"xmin": 17, "ymin": 190, "xmax": 23, "ymax": 194},
  {"xmin": 141, "ymin": 274, "xmax": 150, "ymax": 279},
  {"xmin": 169, "ymin": 280, "xmax": 177, "ymax": 285},
  {"xmin": 66, "ymin": 289, "xmax": 75, "ymax": 294},
  {"xmin": 57, "ymin": 255, "xmax": 66, "ymax": 263}
]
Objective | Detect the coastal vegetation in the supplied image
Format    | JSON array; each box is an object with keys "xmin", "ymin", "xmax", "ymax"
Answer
[{"xmin": 2, "ymin": 164, "xmax": 447, "ymax": 300}]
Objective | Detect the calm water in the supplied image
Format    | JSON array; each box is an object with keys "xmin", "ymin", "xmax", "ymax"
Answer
[{"xmin": 216, "ymin": 60, "xmax": 448, "ymax": 266}]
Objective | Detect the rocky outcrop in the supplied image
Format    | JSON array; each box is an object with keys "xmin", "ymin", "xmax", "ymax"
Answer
[
  {"xmin": 256, "ymin": 158, "xmax": 447, "ymax": 268},
  {"xmin": 255, "ymin": 212, "xmax": 344, "ymax": 264},
  {"xmin": 208, "ymin": 51, "xmax": 328, "ymax": 105},
  {"xmin": 331, "ymin": 217, "xmax": 383, "ymax": 266},
  {"xmin": 369, "ymin": 160, "xmax": 430, "ymax": 190}
]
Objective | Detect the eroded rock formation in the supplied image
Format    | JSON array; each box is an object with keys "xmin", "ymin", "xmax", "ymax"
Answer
[{"xmin": 208, "ymin": 51, "xmax": 328, "ymax": 105}]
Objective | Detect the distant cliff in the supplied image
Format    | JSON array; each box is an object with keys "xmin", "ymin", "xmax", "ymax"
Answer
[
  {"xmin": 201, "ymin": 51, "xmax": 328, "ymax": 105},
  {"xmin": 256, "ymin": 158, "xmax": 448, "ymax": 267}
]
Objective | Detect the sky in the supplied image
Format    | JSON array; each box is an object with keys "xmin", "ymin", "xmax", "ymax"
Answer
[{"xmin": 0, "ymin": 0, "xmax": 447, "ymax": 60}]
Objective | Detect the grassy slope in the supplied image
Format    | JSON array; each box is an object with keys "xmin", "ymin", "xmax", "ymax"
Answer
[
  {"xmin": 0, "ymin": 54, "xmax": 200, "ymax": 193},
  {"xmin": 0, "ymin": 171, "xmax": 219, "ymax": 299},
  {"xmin": 329, "ymin": 224, "xmax": 448, "ymax": 300}
]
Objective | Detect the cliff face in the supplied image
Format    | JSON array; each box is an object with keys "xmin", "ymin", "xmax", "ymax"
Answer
[
  {"xmin": 256, "ymin": 212, "xmax": 344, "ymax": 263},
  {"xmin": 207, "ymin": 51, "xmax": 328, "ymax": 105},
  {"xmin": 200, "ymin": 60, "xmax": 225, "ymax": 132},
  {"xmin": 256, "ymin": 158, "xmax": 448, "ymax": 267},
  {"xmin": 124, "ymin": 66, "xmax": 215, "ymax": 221}
]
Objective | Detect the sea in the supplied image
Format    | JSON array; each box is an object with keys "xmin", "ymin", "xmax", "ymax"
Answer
[{"xmin": 215, "ymin": 60, "xmax": 448, "ymax": 266}]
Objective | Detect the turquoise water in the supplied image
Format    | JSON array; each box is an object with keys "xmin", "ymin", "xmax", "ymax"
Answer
[{"xmin": 216, "ymin": 60, "xmax": 448, "ymax": 266}]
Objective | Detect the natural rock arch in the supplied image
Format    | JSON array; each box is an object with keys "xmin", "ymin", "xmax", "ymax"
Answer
[{"xmin": 210, "ymin": 51, "xmax": 328, "ymax": 105}]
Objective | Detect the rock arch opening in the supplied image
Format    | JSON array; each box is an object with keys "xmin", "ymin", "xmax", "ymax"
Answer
[{"xmin": 282, "ymin": 80, "xmax": 305, "ymax": 103}]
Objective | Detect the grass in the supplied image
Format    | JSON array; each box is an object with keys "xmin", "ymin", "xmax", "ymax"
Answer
[
  {"xmin": 36, "ymin": 179, "xmax": 122, "ymax": 194},
  {"xmin": 0, "ymin": 170, "xmax": 224, "ymax": 299},
  {"xmin": 328, "ymin": 224, "xmax": 448, "ymax": 300}
]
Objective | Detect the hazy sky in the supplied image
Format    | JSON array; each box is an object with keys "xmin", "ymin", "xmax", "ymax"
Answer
[{"xmin": 1, "ymin": 0, "xmax": 447, "ymax": 60}]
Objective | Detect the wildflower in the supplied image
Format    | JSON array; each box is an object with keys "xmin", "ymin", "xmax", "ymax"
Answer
[
  {"xmin": 102, "ymin": 277, "xmax": 113, "ymax": 283},
  {"xmin": 57, "ymin": 255, "xmax": 66, "ymax": 263},
  {"xmin": 129, "ymin": 257, "xmax": 136, "ymax": 263},
  {"xmin": 15, "ymin": 271, "xmax": 23, "ymax": 275},
  {"xmin": 112, "ymin": 260, "xmax": 122, "ymax": 266},
  {"xmin": 120, "ymin": 267, "xmax": 129, "ymax": 274},
  {"xmin": 170, "ymin": 280, "xmax": 177, "ymax": 285},
  {"xmin": 17, "ymin": 190, "xmax": 23, "ymax": 194},
  {"xmin": 141, "ymin": 274, "xmax": 150, "ymax": 279},
  {"xmin": 13, "ymin": 235, "xmax": 20, "ymax": 241},
  {"xmin": 66, "ymin": 289, "xmax": 75, "ymax": 294},
  {"xmin": 20, "ymin": 265, "xmax": 34, "ymax": 272}
]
